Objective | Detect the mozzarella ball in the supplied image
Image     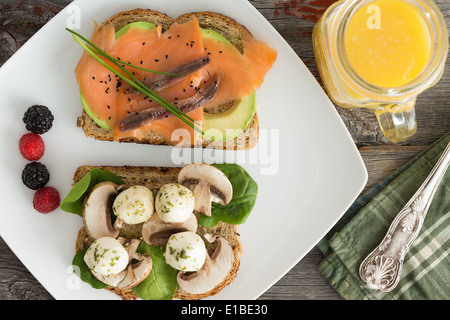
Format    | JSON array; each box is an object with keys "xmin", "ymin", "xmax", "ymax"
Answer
[
  {"xmin": 113, "ymin": 185, "xmax": 154, "ymax": 224},
  {"xmin": 84, "ymin": 237, "xmax": 129, "ymax": 276},
  {"xmin": 155, "ymin": 183, "xmax": 195, "ymax": 223},
  {"xmin": 164, "ymin": 232, "xmax": 206, "ymax": 271}
]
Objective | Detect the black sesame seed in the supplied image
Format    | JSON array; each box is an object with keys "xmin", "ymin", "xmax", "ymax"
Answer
[
  {"xmin": 140, "ymin": 60, "xmax": 143, "ymax": 64},
  {"xmin": 107, "ymin": 105, "xmax": 110, "ymax": 109},
  {"xmin": 165, "ymin": 54, "xmax": 168, "ymax": 59},
  {"xmin": 92, "ymin": 76, "xmax": 95, "ymax": 80},
  {"xmin": 219, "ymin": 51, "xmax": 223, "ymax": 53},
  {"xmin": 142, "ymin": 42, "xmax": 146, "ymax": 45},
  {"xmin": 155, "ymin": 59, "xmax": 159, "ymax": 62}
]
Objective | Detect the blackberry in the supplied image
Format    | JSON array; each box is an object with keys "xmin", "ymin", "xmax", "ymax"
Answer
[
  {"xmin": 23, "ymin": 105, "xmax": 54, "ymax": 134},
  {"xmin": 22, "ymin": 162, "xmax": 50, "ymax": 190}
]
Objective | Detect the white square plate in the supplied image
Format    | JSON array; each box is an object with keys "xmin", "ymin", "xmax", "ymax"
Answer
[{"xmin": 0, "ymin": 0, "xmax": 367, "ymax": 299}]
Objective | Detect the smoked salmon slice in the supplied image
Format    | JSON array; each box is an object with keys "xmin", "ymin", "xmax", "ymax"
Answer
[{"xmin": 74, "ymin": 16, "xmax": 277, "ymax": 145}]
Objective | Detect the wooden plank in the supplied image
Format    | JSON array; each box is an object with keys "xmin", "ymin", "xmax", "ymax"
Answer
[
  {"xmin": 258, "ymin": 246, "xmax": 341, "ymax": 300},
  {"xmin": 0, "ymin": 0, "xmax": 68, "ymax": 65},
  {"xmin": 359, "ymin": 145, "xmax": 426, "ymax": 192},
  {"xmin": 0, "ymin": 237, "xmax": 53, "ymax": 300}
]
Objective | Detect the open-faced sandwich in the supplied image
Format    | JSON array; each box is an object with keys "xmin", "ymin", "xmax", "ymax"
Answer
[
  {"xmin": 72, "ymin": 9, "xmax": 277, "ymax": 149},
  {"xmin": 60, "ymin": 163, "xmax": 257, "ymax": 300}
]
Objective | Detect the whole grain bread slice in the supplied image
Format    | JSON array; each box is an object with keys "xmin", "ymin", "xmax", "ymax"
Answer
[
  {"xmin": 73, "ymin": 165, "xmax": 242, "ymax": 300},
  {"xmin": 76, "ymin": 9, "xmax": 259, "ymax": 150}
]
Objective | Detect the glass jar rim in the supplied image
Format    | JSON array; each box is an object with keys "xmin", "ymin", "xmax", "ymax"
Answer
[{"xmin": 331, "ymin": 0, "xmax": 448, "ymax": 101}]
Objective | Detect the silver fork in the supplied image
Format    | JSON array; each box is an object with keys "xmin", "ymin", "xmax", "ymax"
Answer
[{"xmin": 359, "ymin": 141, "xmax": 450, "ymax": 292}]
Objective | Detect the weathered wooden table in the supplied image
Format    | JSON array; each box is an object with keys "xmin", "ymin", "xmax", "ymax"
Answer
[{"xmin": 0, "ymin": 0, "xmax": 448, "ymax": 300}]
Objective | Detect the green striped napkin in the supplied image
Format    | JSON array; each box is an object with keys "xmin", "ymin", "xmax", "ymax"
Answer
[{"xmin": 318, "ymin": 133, "xmax": 450, "ymax": 300}]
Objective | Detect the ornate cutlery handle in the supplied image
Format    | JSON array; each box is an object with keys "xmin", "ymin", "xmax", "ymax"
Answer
[{"xmin": 359, "ymin": 142, "xmax": 450, "ymax": 292}]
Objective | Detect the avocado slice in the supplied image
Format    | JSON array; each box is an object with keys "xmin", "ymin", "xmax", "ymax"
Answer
[
  {"xmin": 200, "ymin": 29, "xmax": 257, "ymax": 141},
  {"xmin": 200, "ymin": 28, "xmax": 233, "ymax": 46},
  {"xmin": 80, "ymin": 93, "xmax": 112, "ymax": 129},
  {"xmin": 202, "ymin": 92, "xmax": 256, "ymax": 142},
  {"xmin": 80, "ymin": 22, "xmax": 257, "ymax": 138},
  {"xmin": 115, "ymin": 21, "xmax": 155, "ymax": 39}
]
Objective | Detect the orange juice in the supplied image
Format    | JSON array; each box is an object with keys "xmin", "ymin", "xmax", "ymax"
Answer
[
  {"xmin": 344, "ymin": 0, "xmax": 431, "ymax": 88},
  {"xmin": 312, "ymin": 0, "xmax": 448, "ymax": 143}
]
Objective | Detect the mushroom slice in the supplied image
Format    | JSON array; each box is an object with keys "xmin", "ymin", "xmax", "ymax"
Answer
[
  {"xmin": 178, "ymin": 163, "xmax": 232, "ymax": 216},
  {"xmin": 83, "ymin": 181, "xmax": 121, "ymax": 240},
  {"xmin": 141, "ymin": 212, "xmax": 198, "ymax": 247},
  {"xmin": 115, "ymin": 255, "xmax": 153, "ymax": 289},
  {"xmin": 177, "ymin": 237, "xmax": 233, "ymax": 294},
  {"xmin": 92, "ymin": 269, "xmax": 128, "ymax": 287},
  {"xmin": 117, "ymin": 237, "xmax": 142, "ymax": 263},
  {"xmin": 91, "ymin": 239, "xmax": 153, "ymax": 289}
]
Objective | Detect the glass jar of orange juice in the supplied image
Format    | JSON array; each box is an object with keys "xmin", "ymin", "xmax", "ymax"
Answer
[{"xmin": 313, "ymin": 0, "xmax": 448, "ymax": 143}]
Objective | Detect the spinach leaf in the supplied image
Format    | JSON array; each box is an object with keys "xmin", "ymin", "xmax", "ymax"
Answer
[
  {"xmin": 72, "ymin": 247, "xmax": 108, "ymax": 289},
  {"xmin": 132, "ymin": 242, "xmax": 178, "ymax": 300},
  {"xmin": 60, "ymin": 168, "xmax": 125, "ymax": 216},
  {"xmin": 198, "ymin": 164, "xmax": 258, "ymax": 227}
]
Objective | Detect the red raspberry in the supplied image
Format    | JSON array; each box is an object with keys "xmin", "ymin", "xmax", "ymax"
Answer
[
  {"xmin": 33, "ymin": 187, "xmax": 60, "ymax": 214},
  {"xmin": 19, "ymin": 133, "xmax": 45, "ymax": 161}
]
